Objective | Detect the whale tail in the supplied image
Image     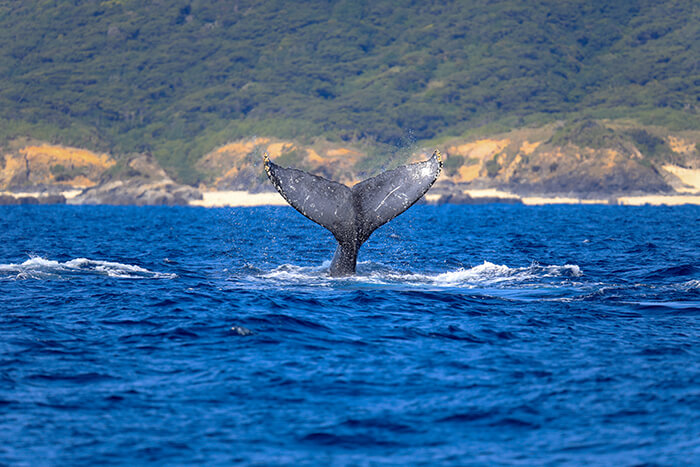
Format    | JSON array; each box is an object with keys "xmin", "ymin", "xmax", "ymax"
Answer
[{"xmin": 264, "ymin": 151, "xmax": 442, "ymax": 276}]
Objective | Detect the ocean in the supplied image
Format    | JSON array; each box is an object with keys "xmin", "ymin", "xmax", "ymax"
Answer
[{"xmin": 1, "ymin": 204, "xmax": 699, "ymax": 465}]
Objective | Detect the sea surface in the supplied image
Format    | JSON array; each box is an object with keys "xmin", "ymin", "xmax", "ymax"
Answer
[{"xmin": 1, "ymin": 204, "xmax": 699, "ymax": 465}]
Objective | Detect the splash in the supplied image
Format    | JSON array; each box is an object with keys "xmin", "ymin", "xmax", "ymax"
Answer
[
  {"xmin": 255, "ymin": 261, "xmax": 334, "ymax": 286},
  {"xmin": 0, "ymin": 256, "xmax": 176, "ymax": 280},
  {"xmin": 253, "ymin": 260, "xmax": 582, "ymax": 289},
  {"xmin": 373, "ymin": 261, "xmax": 582, "ymax": 287}
]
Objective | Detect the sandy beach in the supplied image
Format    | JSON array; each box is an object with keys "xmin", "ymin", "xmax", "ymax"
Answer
[
  {"xmin": 3, "ymin": 188, "xmax": 699, "ymax": 208},
  {"xmin": 616, "ymin": 194, "xmax": 700, "ymax": 206},
  {"xmin": 186, "ymin": 188, "xmax": 700, "ymax": 207},
  {"xmin": 521, "ymin": 196, "xmax": 613, "ymax": 205},
  {"xmin": 189, "ymin": 190, "xmax": 286, "ymax": 207},
  {"xmin": 663, "ymin": 165, "xmax": 700, "ymax": 193}
]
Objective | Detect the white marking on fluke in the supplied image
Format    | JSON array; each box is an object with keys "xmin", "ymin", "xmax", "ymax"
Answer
[{"xmin": 375, "ymin": 185, "xmax": 402, "ymax": 212}]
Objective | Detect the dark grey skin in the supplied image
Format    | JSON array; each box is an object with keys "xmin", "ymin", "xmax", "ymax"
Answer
[{"xmin": 264, "ymin": 150, "xmax": 442, "ymax": 276}]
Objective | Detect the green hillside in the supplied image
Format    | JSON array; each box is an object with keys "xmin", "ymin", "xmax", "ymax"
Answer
[{"xmin": 0, "ymin": 0, "xmax": 698, "ymax": 182}]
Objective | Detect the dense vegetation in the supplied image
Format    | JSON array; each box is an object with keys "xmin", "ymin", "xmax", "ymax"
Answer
[{"xmin": 0, "ymin": 0, "xmax": 698, "ymax": 182}]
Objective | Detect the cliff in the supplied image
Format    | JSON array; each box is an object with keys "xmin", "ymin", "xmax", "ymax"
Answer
[
  {"xmin": 0, "ymin": 142, "xmax": 200, "ymax": 205},
  {"xmin": 0, "ymin": 141, "xmax": 114, "ymax": 191},
  {"xmin": 194, "ymin": 121, "xmax": 700, "ymax": 202},
  {"xmin": 2, "ymin": 121, "xmax": 698, "ymax": 205}
]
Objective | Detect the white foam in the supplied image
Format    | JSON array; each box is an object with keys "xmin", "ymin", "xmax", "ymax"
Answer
[
  {"xmin": 430, "ymin": 261, "xmax": 515, "ymax": 284},
  {"xmin": 253, "ymin": 260, "xmax": 583, "ymax": 289},
  {"xmin": 0, "ymin": 256, "xmax": 176, "ymax": 280},
  {"xmin": 0, "ymin": 257, "xmax": 63, "ymax": 271},
  {"xmin": 256, "ymin": 261, "xmax": 333, "ymax": 285},
  {"xmin": 381, "ymin": 261, "xmax": 582, "ymax": 287}
]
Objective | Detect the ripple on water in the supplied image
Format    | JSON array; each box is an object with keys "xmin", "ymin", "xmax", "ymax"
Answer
[{"xmin": 0, "ymin": 205, "xmax": 699, "ymax": 465}]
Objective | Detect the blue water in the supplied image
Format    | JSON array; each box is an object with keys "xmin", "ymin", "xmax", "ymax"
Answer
[{"xmin": 1, "ymin": 205, "xmax": 699, "ymax": 465}]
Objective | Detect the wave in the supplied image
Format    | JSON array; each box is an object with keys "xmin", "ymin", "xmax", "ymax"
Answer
[
  {"xmin": 0, "ymin": 256, "xmax": 176, "ymax": 280},
  {"xmin": 398, "ymin": 262, "xmax": 582, "ymax": 287},
  {"xmin": 258, "ymin": 261, "xmax": 333, "ymax": 282},
  {"xmin": 254, "ymin": 260, "xmax": 582, "ymax": 289}
]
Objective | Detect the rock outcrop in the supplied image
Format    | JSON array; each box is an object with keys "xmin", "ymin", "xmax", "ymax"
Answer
[
  {"xmin": 0, "ymin": 142, "xmax": 201, "ymax": 205},
  {"xmin": 0, "ymin": 142, "xmax": 115, "ymax": 191},
  {"xmin": 1, "ymin": 122, "xmax": 698, "ymax": 205},
  {"xmin": 196, "ymin": 137, "xmax": 364, "ymax": 192},
  {"xmin": 0, "ymin": 194, "xmax": 66, "ymax": 205},
  {"xmin": 70, "ymin": 180, "xmax": 200, "ymax": 206},
  {"xmin": 197, "ymin": 122, "xmax": 698, "ymax": 200},
  {"xmin": 69, "ymin": 154, "xmax": 201, "ymax": 205}
]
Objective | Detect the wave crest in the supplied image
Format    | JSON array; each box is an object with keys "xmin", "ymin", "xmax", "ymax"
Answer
[
  {"xmin": 0, "ymin": 256, "xmax": 176, "ymax": 280},
  {"xmin": 253, "ymin": 260, "xmax": 582, "ymax": 289},
  {"xmin": 410, "ymin": 261, "xmax": 582, "ymax": 287}
]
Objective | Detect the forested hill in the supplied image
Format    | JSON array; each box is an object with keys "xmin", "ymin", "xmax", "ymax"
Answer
[{"xmin": 0, "ymin": 0, "xmax": 698, "ymax": 182}]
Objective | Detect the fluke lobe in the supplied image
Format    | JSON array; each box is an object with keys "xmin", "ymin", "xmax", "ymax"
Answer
[{"xmin": 264, "ymin": 150, "xmax": 442, "ymax": 276}]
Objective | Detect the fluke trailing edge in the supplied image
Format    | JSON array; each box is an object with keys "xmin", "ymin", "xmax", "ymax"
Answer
[{"xmin": 264, "ymin": 151, "xmax": 442, "ymax": 276}]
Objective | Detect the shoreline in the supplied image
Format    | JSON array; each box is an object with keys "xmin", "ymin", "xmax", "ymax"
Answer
[
  {"xmin": 189, "ymin": 190, "xmax": 287, "ymax": 207},
  {"xmin": 3, "ymin": 189, "xmax": 700, "ymax": 207},
  {"xmin": 186, "ymin": 189, "xmax": 700, "ymax": 208}
]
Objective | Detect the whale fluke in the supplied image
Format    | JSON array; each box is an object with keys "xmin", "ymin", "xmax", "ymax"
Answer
[{"xmin": 264, "ymin": 151, "xmax": 442, "ymax": 276}]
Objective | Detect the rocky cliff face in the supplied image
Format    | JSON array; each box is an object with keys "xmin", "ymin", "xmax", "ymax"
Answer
[
  {"xmin": 0, "ymin": 142, "xmax": 115, "ymax": 191},
  {"xmin": 196, "ymin": 121, "xmax": 699, "ymax": 199},
  {"xmin": 0, "ymin": 142, "xmax": 200, "ymax": 205},
  {"xmin": 436, "ymin": 122, "xmax": 695, "ymax": 197},
  {"xmin": 196, "ymin": 137, "xmax": 363, "ymax": 192},
  {"xmin": 2, "ymin": 121, "xmax": 698, "ymax": 204},
  {"xmin": 69, "ymin": 154, "xmax": 201, "ymax": 205}
]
